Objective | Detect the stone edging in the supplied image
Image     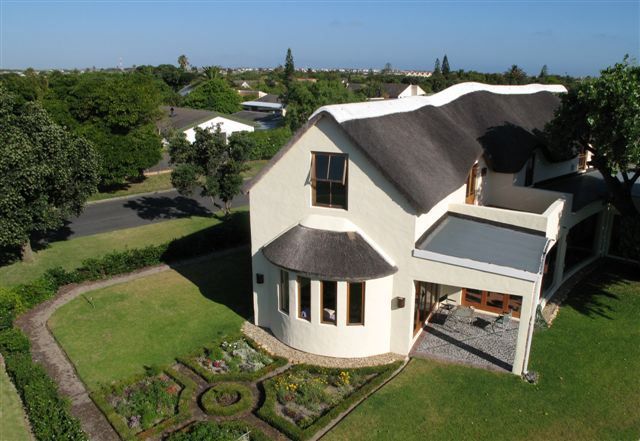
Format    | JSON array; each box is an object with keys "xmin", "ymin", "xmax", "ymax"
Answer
[{"xmin": 14, "ymin": 246, "xmax": 247, "ymax": 441}]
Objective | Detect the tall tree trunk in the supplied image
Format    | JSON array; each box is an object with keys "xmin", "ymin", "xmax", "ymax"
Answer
[
  {"xmin": 224, "ymin": 199, "xmax": 232, "ymax": 215},
  {"xmin": 21, "ymin": 240, "xmax": 34, "ymax": 263}
]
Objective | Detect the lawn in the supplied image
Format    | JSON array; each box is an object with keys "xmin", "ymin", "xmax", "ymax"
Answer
[
  {"xmin": 326, "ymin": 262, "xmax": 640, "ymax": 441},
  {"xmin": 48, "ymin": 249, "xmax": 252, "ymax": 390},
  {"xmin": 88, "ymin": 173, "xmax": 174, "ymax": 202},
  {"xmin": 0, "ymin": 215, "xmax": 235, "ymax": 287},
  {"xmin": 0, "ymin": 362, "xmax": 32, "ymax": 441}
]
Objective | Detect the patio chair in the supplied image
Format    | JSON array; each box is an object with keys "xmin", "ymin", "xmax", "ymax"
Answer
[{"xmin": 491, "ymin": 310, "xmax": 513, "ymax": 334}]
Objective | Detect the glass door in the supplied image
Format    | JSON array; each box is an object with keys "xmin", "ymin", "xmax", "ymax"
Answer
[{"xmin": 414, "ymin": 282, "xmax": 438, "ymax": 335}]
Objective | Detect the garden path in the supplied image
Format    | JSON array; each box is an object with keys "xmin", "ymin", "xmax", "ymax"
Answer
[{"xmin": 15, "ymin": 247, "xmax": 246, "ymax": 441}]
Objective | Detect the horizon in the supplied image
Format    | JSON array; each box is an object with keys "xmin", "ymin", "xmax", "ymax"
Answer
[{"xmin": 1, "ymin": 1, "xmax": 639, "ymax": 76}]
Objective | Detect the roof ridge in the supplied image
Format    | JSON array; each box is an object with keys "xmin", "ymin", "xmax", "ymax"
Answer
[{"xmin": 311, "ymin": 82, "xmax": 567, "ymax": 123}]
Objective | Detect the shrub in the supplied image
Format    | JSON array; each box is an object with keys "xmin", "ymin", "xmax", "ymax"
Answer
[
  {"xmin": 247, "ymin": 127, "xmax": 292, "ymax": 160},
  {"xmin": 4, "ymin": 352, "xmax": 87, "ymax": 441},
  {"xmin": 0, "ymin": 287, "xmax": 26, "ymax": 330},
  {"xmin": 200, "ymin": 382, "xmax": 254, "ymax": 416},
  {"xmin": 0, "ymin": 327, "xmax": 30, "ymax": 354},
  {"xmin": 167, "ymin": 420, "xmax": 270, "ymax": 441}
]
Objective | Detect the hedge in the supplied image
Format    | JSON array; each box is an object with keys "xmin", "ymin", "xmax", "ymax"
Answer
[
  {"xmin": 0, "ymin": 210, "xmax": 250, "ymax": 441},
  {"xmin": 257, "ymin": 361, "xmax": 402, "ymax": 441},
  {"xmin": 200, "ymin": 382, "xmax": 254, "ymax": 416},
  {"xmin": 4, "ymin": 349, "xmax": 87, "ymax": 440},
  {"xmin": 177, "ymin": 334, "xmax": 287, "ymax": 383},
  {"xmin": 166, "ymin": 420, "xmax": 271, "ymax": 441},
  {"xmin": 91, "ymin": 366, "xmax": 197, "ymax": 441}
]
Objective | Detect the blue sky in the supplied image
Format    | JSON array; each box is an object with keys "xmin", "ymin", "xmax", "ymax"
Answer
[{"xmin": 1, "ymin": 1, "xmax": 638, "ymax": 76}]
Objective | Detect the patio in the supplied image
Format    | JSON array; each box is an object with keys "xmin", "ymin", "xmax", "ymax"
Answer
[{"xmin": 411, "ymin": 308, "xmax": 519, "ymax": 372}]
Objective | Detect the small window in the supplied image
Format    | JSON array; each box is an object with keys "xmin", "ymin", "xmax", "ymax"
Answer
[
  {"xmin": 312, "ymin": 153, "xmax": 348, "ymax": 209},
  {"xmin": 279, "ymin": 270, "xmax": 289, "ymax": 314},
  {"xmin": 298, "ymin": 277, "xmax": 311, "ymax": 321},
  {"xmin": 347, "ymin": 282, "xmax": 365, "ymax": 325},
  {"xmin": 321, "ymin": 281, "xmax": 337, "ymax": 325}
]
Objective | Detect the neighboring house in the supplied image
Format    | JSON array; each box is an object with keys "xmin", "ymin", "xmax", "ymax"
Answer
[
  {"xmin": 346, "ymin": 83, "xmax": 427, "ymax": 100},
  {"xmin": 241, "ymin": 94, "xmax": 286, "ymax": 116},
  {"xmin": 233, "ymin": 110, "xmax": 283, "ymax": 130},
  {"xmin": 157, "ymin": 106, "xmax": 255, "ymax": 143},
  {"xmin": 245, "ymin": 82, "xmax": 619, "ymax": 376}
]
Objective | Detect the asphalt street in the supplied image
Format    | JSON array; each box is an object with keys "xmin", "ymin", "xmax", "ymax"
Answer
[{"xmin": 49, "ymin": 189, "xmax": 249, "ymax": 240}]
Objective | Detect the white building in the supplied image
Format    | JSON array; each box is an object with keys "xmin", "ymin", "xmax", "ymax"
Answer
[
  {"xmin": 158, "ymin": 106, "xmax": 255, "ymax": 143},
  {"xmin": 244, "ymin": 83, "xmax": 617, "ymax": 376}
]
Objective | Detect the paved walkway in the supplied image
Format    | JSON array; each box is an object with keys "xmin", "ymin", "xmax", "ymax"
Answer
[
  {"xmin": 243, "ymin": 322, "xmax": 404, "ymax": 368},
  {"xmin": 15, "ymin": 247, "xmax": 246, "ymax": 441},
  {"xmin": 411, "ymin": 310, "xmax": 518, "ymax": 372}
]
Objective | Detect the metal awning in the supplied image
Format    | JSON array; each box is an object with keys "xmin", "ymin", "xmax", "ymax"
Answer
[{"xmin": 413, "ymin": 214, "xmax": 549, "ymax": 281}]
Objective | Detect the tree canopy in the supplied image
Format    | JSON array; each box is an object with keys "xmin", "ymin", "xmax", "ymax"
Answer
[
  {"xmin": 44, "ymin": 71, "xmax": 163, "ymax": 184},
  {"xmin": 0, "ymin": 86, "xmax": 100, "ymax": 260},
  {"xmin": 442, "ymin": 55, "xmax": 450, "ymax": 76},
  {"xmin": 545, "ymin": 56, "xmax": 640, "ymax": 216},
  {"xmin": 181, "ymin": 78, "xmax": 242, "ymax": 114}
]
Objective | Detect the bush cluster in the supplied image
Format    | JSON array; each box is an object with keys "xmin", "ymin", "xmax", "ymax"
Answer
[
  {"xmin": 247, "ymin": 127, "xmax": 292, "ymax": 160},
  {"xmin": 257, "ymin": 362, "xmax": 402, "ymax": 441},
  {"xmin": 167, "ymin": 420, "xmax": 270, "ymax": 441},
  {"xmin": 0, "ymin": 211, "xmax": 249, "ymax": 440}
]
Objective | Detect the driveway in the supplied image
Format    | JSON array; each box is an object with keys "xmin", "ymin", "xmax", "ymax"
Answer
[{"xmin": 45, "ymin": 189, "xmax": 249, "ymax": 241}]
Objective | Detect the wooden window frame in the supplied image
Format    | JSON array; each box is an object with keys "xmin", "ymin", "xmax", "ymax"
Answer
[
  {"xmin": 462, "ymin": 288, "xmax": 521, "ymax": 318},
  {"xmin": 311, "ymin": 152, "xmax": 349, "ymax": 210},
  {"xmin": 465, "ymin": 163, "xmax": 479, "ymax": 204},
  {"xmin": 347, "ymin": 282, "xmax": 365, "ymax": 326},
  {"xmin": 278, "ymin": 270, "xmax": 289, "ymax": 315},
  {"xmin": 320, "ymin": 281, "xmax": 337, "ymax": 325},
  {"xmin": 297, "ymin": 276, "xmax": 311, "ymax": 322}
]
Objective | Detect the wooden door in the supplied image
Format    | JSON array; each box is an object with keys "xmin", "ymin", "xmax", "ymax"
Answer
[
  {"xmin": 414, "ymin": 282, "xmax": 438, "ymax": 335},
  {"xmin": 465, "ymin": 164, "xmax": 479, "ymax": 204},
  {"xmin": 461, "ymin": 288, "xmax": 521, "ymax": 318}
]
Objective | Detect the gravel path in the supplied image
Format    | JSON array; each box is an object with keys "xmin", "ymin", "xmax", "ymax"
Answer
[
  {"xmin": 243, "ymin": 322, "xmax": 405, "ymax": 368},
  {"xmin": 14, "ymin": 247, "xmax": 246, "ymax": 441}
]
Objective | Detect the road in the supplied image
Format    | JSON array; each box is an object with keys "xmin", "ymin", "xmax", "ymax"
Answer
[{"xmin": 49, "ymin": 189, "xmax": 249, "ymax": 241}]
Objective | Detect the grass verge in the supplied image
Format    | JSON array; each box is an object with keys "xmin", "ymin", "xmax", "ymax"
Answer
[
  {"xmin": 88, "ymin": 174, "xmax": 174, "ymax": 202},
  {"xmin": 0, "ymin": 360, "xmax": 32, "ymax": 441}
]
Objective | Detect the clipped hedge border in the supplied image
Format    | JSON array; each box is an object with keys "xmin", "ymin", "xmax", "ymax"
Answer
[
  {"xmin": 200, "ymin": 382, "xmax": 254, "ymax": 416},
  {"xmin": 91, "ymin": 366, "xmax": 196, "ymax": 441},
  {"xmin": 167, "ymin": 420, "xmax": 271, "ymax": 441},
  {"xmin": 177, "ymin": 334, "xmax": 287, "ymax": 383},
  {"xmin": 257, "ymin": 361, "xmax": 402, "ymax": 441}
]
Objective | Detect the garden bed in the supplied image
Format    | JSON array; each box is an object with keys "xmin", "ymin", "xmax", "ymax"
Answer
[
  {"xmin": 178, "ymin": 336, "xmax": 287, "ymax": 382},
  {"xmin": 91, "ymin": 366, "xmax": 196, "ymax": 440},
  {"xmin": 258, "ymin": 362, "xmax": 401, "ymax": 441},
  {"xmin": 166, "ymin": 420, "xmax": 270, "ymax": 441},
  {"xmin": 200, "ymin": 382, "xmax": 254, "ymax": 416}
]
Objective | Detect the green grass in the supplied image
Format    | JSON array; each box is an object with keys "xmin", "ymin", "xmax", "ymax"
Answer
[
  {"xmin": 88, "ymin": 173, "xmax": 174, "ymax": 202},
  {"xmin": 0, "ymin": 215, "xmax": 237, "ymax": 287},
  {"xmin": 326, "ymin": 262, "xmax": 640, "ymax": 441},
  {"xmin": 242, "ymin": 160, "xmax": 269, "ymax": 180},
  {"xmin": 48, "ymin": 249, "xmax": 252, "ymax": 390},
  {"xmin": 0, "ymin": 362, "xmax": 32, "ymax": 441}
]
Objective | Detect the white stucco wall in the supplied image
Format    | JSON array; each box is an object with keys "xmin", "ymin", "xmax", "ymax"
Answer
[{"xmin": 183, "ymin": 116, "xmax": 254, "ymax": 143}]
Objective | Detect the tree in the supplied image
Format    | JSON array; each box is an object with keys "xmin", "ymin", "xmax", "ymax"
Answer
[
  {"xmin": 283, "ymin": 48, "xmax": 295, "ymax": 91},
  {"xmin": 0, "ymin": 86, "xmax": 99, "ymax": 261},
  {"xmin": 202, "ymin": 66, "xmax": 222, "ymax": 81},
  {"xmin": 178, "ymin": 54, "xmax": 189, "ymax": 70},
  {"xmin": 382, "ymin": 62, "xmax": 393, "ymax": 74},
  {"xmin": 505, "ymin": 64, "xmax": 527, "ymax": 85},
  {"xmin": 433, "ymin": 58, "xmax": 441, "ymax": 75},
  {"xmin": 44, "ymin": 72, "xmax": 163, "ymax": 184},
  {"xmin": 442, "ymin": 55, "xmax": 450, "ymax": 76},
  {"xmin": 545, "ymin": 56, "xmax": 640, "ymax": 217},
  {"xmin": 168, "ymin": 126, "xmax": 252, "ymax": 214},
  {"xmin": 181, "ymin": 78, "xmax": 242, "ymax": 113},
  {"xmin": 539, "ymin": 64, "xmax": 549, "ymax": 79}
]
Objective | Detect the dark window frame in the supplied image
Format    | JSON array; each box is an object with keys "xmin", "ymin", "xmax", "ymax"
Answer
[
  {"xmin": 279, "ymin": 269, "xmax": 289, "ymax": 315},
  {"xmin": 297, "ymin": 276, "xmax": 311, "ymax": 322},
  {"xmin": 347, "ymin": 282, "xmax": 365, "ymax": 326},
  {"xmin": 311, "ymin": 152, "xmax": 349, "ymax": 209},
  {"xmin": 320, "ymin": 280, "xmax": 338, "ymax": 325}
]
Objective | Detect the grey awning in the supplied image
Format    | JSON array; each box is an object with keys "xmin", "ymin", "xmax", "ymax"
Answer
[
  {"xmin": 414, "ymin": 214, "xmax": 548, "ymax": 278},
  {"xmin": 262, "ymin": 225, "xmax": 397, "ymax": 281}
]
